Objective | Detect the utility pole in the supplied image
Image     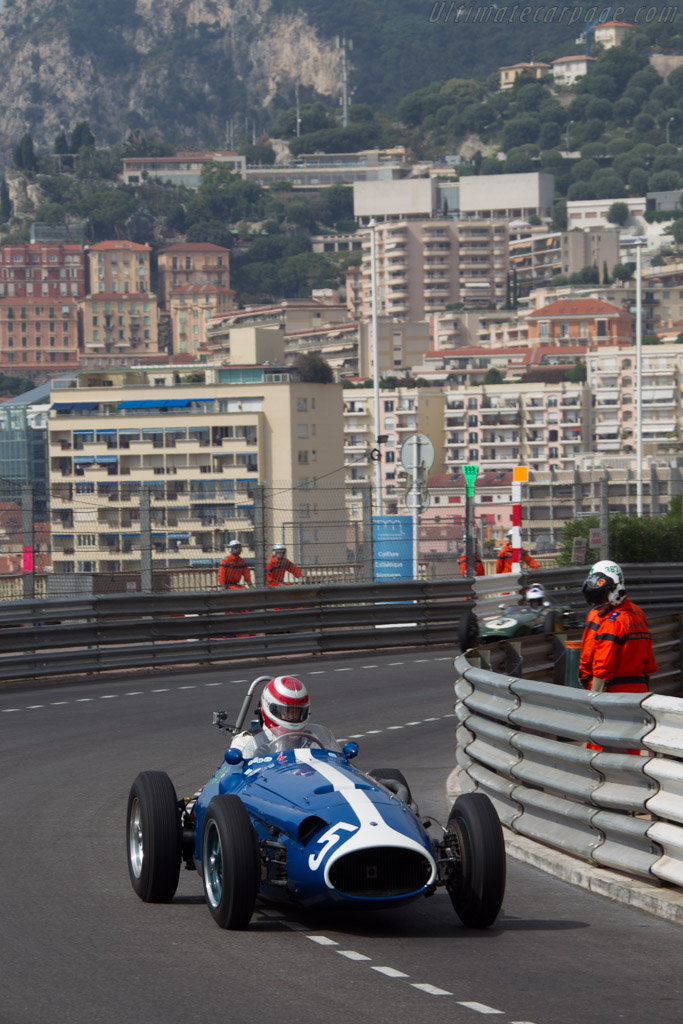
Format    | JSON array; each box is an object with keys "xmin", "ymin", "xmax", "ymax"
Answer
[{"xmin": 295, "ymin": 82, "xmax": 301, "ymax": 137}]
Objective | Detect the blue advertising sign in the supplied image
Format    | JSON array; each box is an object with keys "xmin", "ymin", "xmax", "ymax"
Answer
[{"xmin": 373, "ymin": 515, "xmax": 413, "ymax": 581}]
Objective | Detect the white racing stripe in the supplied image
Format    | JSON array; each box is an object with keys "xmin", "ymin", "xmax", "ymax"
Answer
[{"xmin": 294, "ymin": 749, "xmax": 436, "ymax": 888}]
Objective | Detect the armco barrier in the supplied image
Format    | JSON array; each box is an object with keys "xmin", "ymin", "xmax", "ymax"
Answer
[
  {"xmin": 0, "ymin": 577, "xmax": 472, "ymax": 684},
  {"xmin": 454, "ymin": 634, "xmax": 683, "ymax": 889}
]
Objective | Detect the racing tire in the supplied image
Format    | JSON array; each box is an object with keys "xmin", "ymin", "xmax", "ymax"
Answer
[
  {"xmin": 446, "ymin": 792, "xmax": 506, "ymax": 929},
  {"xmin": 127, "ymin": 771, "xmax": 182, "ymax": 903},
  {"xmin": 542, "ymin": 609, "xmax": 557, "ymax": 634},
  {"xmin": 202, "ymin": 795, "xmax": 259, "ymax": 930},
  {"xmin": 368, "ymin": 768, "xmax": 416, "ymax": 811},
  {"xmin": 458, "ymin": 610, "xmax": 479, "ymax": 653}
]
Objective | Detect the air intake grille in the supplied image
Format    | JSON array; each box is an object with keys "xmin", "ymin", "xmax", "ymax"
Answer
[{"xmin": 329, "ymin": 847, "xmax": 431, "ymax": 897}]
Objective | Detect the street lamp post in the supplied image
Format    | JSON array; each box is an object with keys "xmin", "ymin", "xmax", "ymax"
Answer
[
  {"xmin": 635, "ymin": 239, "xmax": 643, "ymax": 517},
  {"xmin": 369, "ymin": 219, "xmax": 382, "ymax": 514}
]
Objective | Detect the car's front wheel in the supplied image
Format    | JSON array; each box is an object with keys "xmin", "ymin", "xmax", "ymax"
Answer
[
  {"xmin": 202, "ymin": 795, "xmax": 259, "ymax": 929},
  {"xmin": 459, "ymin": 609, "xmax": 479, "ymax": 652},
  {"xmin": 127, "ymin": 771, "xmax": 182, "ymax": 903},
  {"xmin": 446, "ymin": 792, "xmax": 506, "ymax": 928}
]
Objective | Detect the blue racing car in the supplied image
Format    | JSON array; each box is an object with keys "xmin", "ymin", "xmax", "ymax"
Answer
[{"xmin": 126, "ymin": 675, "xmax": 505, "ymax": 930}]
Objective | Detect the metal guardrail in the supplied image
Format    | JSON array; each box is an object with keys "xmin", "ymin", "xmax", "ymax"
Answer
[
  {"xmin": 454, "ymin": 615, "xmax": 683, "ymax": 890},
  {"xmin": 0, "ymin": 578, "xmax": 473, "ymax": 684}
]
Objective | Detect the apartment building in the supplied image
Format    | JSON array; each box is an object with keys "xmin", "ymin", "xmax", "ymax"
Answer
[
  {"xmin": 80, "ymin": 294, "xmax": 159, "ymax": 366},
  {"xmin": 311, "ymin": 233, "xmax": 364, "ymax": 255},
  {"xmin": 0, "ymin": 243, "xmax": 87, "ymax": 300},
  {"xmin": 428, "ymin": 310, "xmax": 523, "ymax": 351},
  {"xmin": 122, "ymin": 151, "xmax": 246, "ymax": 186},
  {"xmin": 415, "ymin": 342, "xmax": 586, "ymax": 385},
  {"xmin": 246, "ymin": 148, "xmax": 408, "ymax": 189},
  {"xmin": 156, "ymin": 242, "xmax": 232, "ymax": 308},
  {"xmin": 509, "ymin": 228, "xmax": 620, "ymax": 296},
  {"xmin": 550, "ymin": 55, "xmax": 597, "ymax": 87},
  {"xmin": 205, "ymin": 300, "xmax": 349, "ymax": 360},
  {"xmin": 526, "ymin": 298, "xmax": 634, "ymax": 346},
  {"xmin": 444, "ymin": 380, "xmax": 591, "ymax": 475},
  {"xmin": 80, "ymin": 241, "xmax": 159, "ymax": 366},
  {"xmin": 343, "ymin": 387, "xmax": 446, "ymax": 517},
  {"xmin": 87, "ymin": 240, "xmax": 151, "ymax": 295},
  {"xmin": 459, "ymin": 173, "xmax": 554, "ymax": 221},
  {"xmin": 588, "ymin": 343, "xmax": 683, "ymax": 454},
  {"xmin": 355, "ymin": 220, "xmax": 509, "ymax": 320},
  {"xmin": 0, "ymin": 298, "xmax": 80, "ymax": 374},
  {"xmin": 168, "ymin": 284, "xmax": 234, "ymax": 358},
  {"xmin": 47, "ymin": 363, "xmax": 344, "ymax": 574},
  {"xmin": 499, "ymin": 61, "xmax": 551, "ymax": 90}
]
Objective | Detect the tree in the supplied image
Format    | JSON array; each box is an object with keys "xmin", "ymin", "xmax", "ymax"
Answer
[
  {"xmin": 13, "ymin": 133, "xmax": 37, "ymax": 172},
  {"xmin": 0, "ymin": 179, "xmax": 11, "ymax": 224},
  {"xmin": 70, "ymin": 122, "xmax": 95, "ymax": 151},
  {"xmin": 295, "ymin": 353, "xmax": 334, "ymax": 383},
  {"xmin": 672, "ymin": 218, "xmax": 683, "ymax": 246},
  {"xmin": 612, "ymin": 262, "xmax": 635, "ymax": 281},
  {"xmin": 54, "ymin": 131, "xmax": 70, "ymax": 155},
  {"xmin": 483, "ymin": 368, "xmax": 504, "ymax": 385},
  {"xmin": 607, "ymin": 202, "xmax": 630, "ymax": 227}
]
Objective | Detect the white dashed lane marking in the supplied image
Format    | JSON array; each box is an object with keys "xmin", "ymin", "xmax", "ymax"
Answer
[
  {"xmin": 458, "ymin": 1003, "xmax": 503, "ymax": 1015},
  {"xmin": 307, "ymin": 935, "xmax": 338, "ymax": 946},
  {"xmin": 337, "ymin": 950, "xmax": 371, "ymax": 961},
  {"xmin": 0, "ymin": 656, "xmax": 459, "ymax": 718},
  {"xmin": 372, "ymin": 966, "xmax": 409, "ymax": 979},
  {"xmin": 412, "ymin": 983, "xmax": 452, "ymax": 996}
]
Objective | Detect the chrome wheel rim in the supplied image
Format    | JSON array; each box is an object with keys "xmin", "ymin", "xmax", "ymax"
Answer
[
  {"xmin": 203, "ymin": 820, "xmax": 223, "ymax": 908},
  {"xmin": 129, "ymin": 797, "xmax": 144, "ymax": 878}
]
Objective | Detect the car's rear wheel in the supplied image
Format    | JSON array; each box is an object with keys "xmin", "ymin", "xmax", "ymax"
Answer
[
  {"xmin": 127, "ymin": 771, "xmax": 182, "ymax": 903},
  {"xmin": 446, "ymin": 792, "xmax": 506, "ymax": 928},
  {"xmin": 459, "ymin": 609, "xmax": 479, "ymax": 652},
  {"xmin": 202, "ymin": 795, "xmax": 259, "ymax": 929}
]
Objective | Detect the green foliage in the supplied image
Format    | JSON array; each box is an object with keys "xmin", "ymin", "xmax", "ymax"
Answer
[
  {"xmin": 607, "ymin": 202, "xmax": 630, "ymax": 227},
  {"xmin": 483, "ymin": 368, "xmax": 504, "ymax": 385},
  {"xmin": 564, "ymin": 361, "xmax": 587, "ymax": 383},
  {"xmin": 295, "ymin": 353, "xmax": 334, "ymax": 383},
  {"xmin": 558, "ymin": 499, "xmax": 683, "ymax": 566},
  {"xmin": 0, "ymin": 180, "xmax": 11, "ymax": 224},
  {"xmin": 557, "ymin": 516, "xmax": 601, "ymax": 567},
  {"xmin": 241, "ymin": 143, "xmax": 276, "ymax": 166},
  {"xmin": 0, "ymin": 373, "xmax": 37, "ymax": 396},
  {"xmin": 13, "ymin": 134, "xmax": 37, "ymax": 172}
]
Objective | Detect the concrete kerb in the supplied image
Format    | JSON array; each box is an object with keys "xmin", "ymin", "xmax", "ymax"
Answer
[{"xmin": 447, "ymin": 768, "xmax": 683, "ymax": 927}]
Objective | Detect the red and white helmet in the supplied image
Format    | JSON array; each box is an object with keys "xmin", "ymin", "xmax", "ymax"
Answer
[{"xmin": 260, "ymin": 676, "xmax": 310, "ymax": 732}]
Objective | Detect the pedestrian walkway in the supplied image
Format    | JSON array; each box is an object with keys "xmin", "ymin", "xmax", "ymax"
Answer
[{"xmin": 447, "ymin": 769, "xmax": 683, "ymax": 926}]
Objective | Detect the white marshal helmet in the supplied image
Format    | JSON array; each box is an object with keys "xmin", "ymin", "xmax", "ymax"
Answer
[
  {"xmin": 228, "ymin": 538, "xmax": 241, "ymax": 551},
  {"xmin": 273, "ymin": 543, "xmax": 286, "ymax": 555},
  {"xmin": 582, "ymin": 560, "xmax": 626, "ymax": 607},
  {"xmin": 526, "ymin": 584, "xmax": 546, "ymax": 608}
]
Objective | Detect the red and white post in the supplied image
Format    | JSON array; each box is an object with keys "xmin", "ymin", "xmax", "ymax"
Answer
[{"xmin": 511, "ymin": 466, "xmax": 528, "ymax": 573}]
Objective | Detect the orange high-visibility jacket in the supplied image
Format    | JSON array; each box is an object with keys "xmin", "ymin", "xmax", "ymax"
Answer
[
  {"xmin": 579, "ymin": 597, "xmax": 656, "ymax": 689},
  {"xmin": 458, "ymin": 553, "xmax": 485, "ymax": 577},
  {"xmin": 265, "ymin": 556, "xmax": 302, "ymax": 587},
  {"xmin": 217, "ymin": 553, "xmax": 252, "ymax": 589},
  {"xmin": 495, "ymin": 542, "xmax": 539, "ymax": 574}
]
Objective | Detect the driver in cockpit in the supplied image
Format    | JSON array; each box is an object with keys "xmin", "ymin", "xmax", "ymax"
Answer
[{"xmin": 230, "ymin": 675, "xmax": 311, "ymax": 759}]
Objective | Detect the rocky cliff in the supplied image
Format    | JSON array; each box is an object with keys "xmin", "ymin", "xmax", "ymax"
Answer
[{"xmin": 0, "ymin": 0, "xmax": 341, "ymax": 164}]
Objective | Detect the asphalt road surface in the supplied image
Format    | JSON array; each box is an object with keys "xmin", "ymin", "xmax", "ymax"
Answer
[{"xmin": 2, "ymin": 650, "xmax": 682, "ymax": 1024}]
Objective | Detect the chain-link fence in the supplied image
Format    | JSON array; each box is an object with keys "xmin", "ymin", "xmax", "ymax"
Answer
[{"xmin": 1, "ymin": 474, "xmax": 566, "ymax": 600}]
